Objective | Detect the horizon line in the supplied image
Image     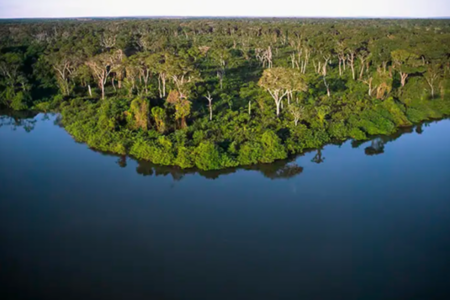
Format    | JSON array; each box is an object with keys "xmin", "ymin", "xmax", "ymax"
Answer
[{"xmin": 1, "ymin": 15, "xmax": 449, "ymax": 20}]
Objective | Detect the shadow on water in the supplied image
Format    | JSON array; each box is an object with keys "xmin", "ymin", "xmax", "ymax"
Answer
[{"xmin": 0, "ymin": 110, "xmax": 441, "ymax": 181}]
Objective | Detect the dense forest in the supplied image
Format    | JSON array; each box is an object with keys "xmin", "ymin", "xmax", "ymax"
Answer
[{"xmin": 1, "ymin": 18, "xmax": 450, "ymax": 170}]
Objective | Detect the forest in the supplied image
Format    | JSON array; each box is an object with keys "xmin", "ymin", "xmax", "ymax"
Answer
[{"xmin": 1, "ymin": 18, "xmax": 450, "ymax": 170}]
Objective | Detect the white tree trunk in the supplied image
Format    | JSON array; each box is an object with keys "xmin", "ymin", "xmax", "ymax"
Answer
[
  {"xmin": 323, "ymin": 76, "xmax": 331, "ymax": 97},
  {"xmin": 209, "ymin": 102, "xmax": 212, "ymax": 121},
  {"xmin": 400, "ymin": 73, "xmax": 408, "ymax": 87},
  {"xmin": 101, "ymin": 83, "xmax": 105, "ymax": 100}
]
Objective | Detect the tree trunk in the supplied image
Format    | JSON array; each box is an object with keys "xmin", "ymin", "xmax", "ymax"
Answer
[
  {"xmin": 88, "ymin": 84, "xmax": 92, "ymax": 97},
  {"xmin": 162, "ymin": 77, "xmax": 166, "ymax": 97},
  {"xmin": 248, "ymin": 100, "xmax": 251, "ymax": 115},
  {"xmin": 101, "ymin": 83, "xmax": 105, "ymax": 100},
  {"xmin": 209, "ymin": 102, "xmax": 212, "ymax": 121},
  {"xmin": 347, "ymin": 53, "xmax": 355, "ymax": 80},
  {"xmin": 303, "ymin": 49, "xmax": 309, "ymax": 74},
  {"xmin": 323, "ymin": 76, "xmax": 330, "ymax": 97},
  {"xmin": 268, "ymin": 89, "xmax": 287, "ymax": 117},
  {"xmin": 400, "ymin": 73, "xmax": 408, "ymax": 87},
  {"xmin": 350, "ymin": 62, "xmax": 355, "ymax": 80}
]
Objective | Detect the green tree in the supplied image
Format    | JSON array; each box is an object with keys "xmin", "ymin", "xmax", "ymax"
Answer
[
  {"xmin": 151, "ymin": 106, "xmax": 166, "ymax": 133},
  {"xmin": 391, "ymin": 49, "xmax": 420, "ymax": 87},
  {"xmin": 258, "ymin": 68, "xmax": 307, "ymax": 117}
]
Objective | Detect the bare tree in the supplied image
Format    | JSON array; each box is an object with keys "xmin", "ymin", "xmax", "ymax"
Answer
[
  {"xmin": 347, "ymin": 51, "xmax": 356, "ymax": 80},
  {"xmin": 320, "ymin": 56, "xmax": 331, "ymax": 97},
  {"xmin": 212, "ymin": 47, "xmax": 230, "ymax": 90},
  {"xmin": 290, "ymin": 47, "xmax": 310, "ymax": 74},
  {"xmin": 336, "ymin": 41, "xmax": 347, "ymax": 76},
  {"xmin": 362, "ymin": 77, "xmax": 376, "ymax": 97},
  {"xmin": 100, "ymin": 32, "xmax": 117, "ymax": 50},
  {"xmin": 255, "ymin": 46, "xmax": 273, "ymax": 68},
  {"xmin": 205, "ymin": 92, "xmax": 213, "ymax": 121},
  {"xmin": 424, "ymin": 63, "xmax": 442, "ymax": 98},
  {"xmin": 358, "ymin": 50, "xmax": 369, "ymax": 80}
]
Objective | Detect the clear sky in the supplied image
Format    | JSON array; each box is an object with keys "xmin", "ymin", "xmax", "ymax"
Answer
[{"xmin": 0, "ymin": 0, "xmax": 449, "ymax": 19}]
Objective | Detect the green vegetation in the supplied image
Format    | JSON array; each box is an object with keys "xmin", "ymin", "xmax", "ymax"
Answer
[{"xmin": 1, "ymin": 18, "xmax": 450, "ymax": 170}]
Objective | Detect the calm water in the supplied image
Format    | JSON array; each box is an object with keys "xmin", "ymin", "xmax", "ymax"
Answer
[{"xmin": 1, "ymin": 112, "xmax": 450, "ymax": 300}]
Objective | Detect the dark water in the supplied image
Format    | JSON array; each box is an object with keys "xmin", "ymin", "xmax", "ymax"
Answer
[{"xmin": 1, "ymin": 112, "xmax": 450, "ymax": 300}]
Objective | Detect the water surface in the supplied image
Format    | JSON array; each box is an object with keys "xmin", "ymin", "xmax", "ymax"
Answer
[{"xmin": 1, "ymin": 112, "xmax": 450, "ymax": 300}]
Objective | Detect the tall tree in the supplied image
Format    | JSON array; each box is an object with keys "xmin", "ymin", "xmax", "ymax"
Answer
[
  {"xmin": 391, "ymin": 49, "xmax": 420, "ymax": 87},
  {"xmin": 258, "ymin": 68, "xmax": 307, "ymax": 117},
  {"xmin": 424, "ymin": 63, "xmax": 442, "ymax": 98},
  {"xmin": 86, "ymin": 50, "xmax": 124, "ymax": 100}
]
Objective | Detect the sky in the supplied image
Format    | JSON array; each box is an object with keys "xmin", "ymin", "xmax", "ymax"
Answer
[{"xmin": 0, "ymin": 0, "xmax": 449, "ymax": 19}]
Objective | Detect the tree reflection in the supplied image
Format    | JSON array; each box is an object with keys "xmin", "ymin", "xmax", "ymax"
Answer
[
  {"xmin": 0, "ymin": 110, "xmax": 39, "ymax": 132},
  {"xmin": 364, "ymin": 138, "xmax": 385, "ymax": 156},
  {"xmin": 134, "ymin": 156, "xmax": 304, "ymax": 181},
  {"xmin": 311, "ymin": 149, "xmax": 325, "ymax": 164},
  {"xmin": 415, "ymin": 124, "xmax": 423, "ymax": 134},
  {"xmin": 249, "ymin": 161, "xmax": 303, "ymax": 179},
  {"xmin": 351, "ymin": 124, "xmax": 426, "ymax": 156},
  {"xmin": 116, "ymin": 155, "xmax": 127, "ymax": 168}
]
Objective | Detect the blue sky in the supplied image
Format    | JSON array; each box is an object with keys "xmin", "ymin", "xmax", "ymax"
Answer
[{"xmin": 0, "ymin": 0, "xmax": 449, "ymax": 19}]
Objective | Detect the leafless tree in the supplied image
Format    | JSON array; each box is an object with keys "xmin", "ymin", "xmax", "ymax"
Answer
[
  {"xmin": 347, "ymin": 51, "xmax": 356, "ymax": 80},
  {"xmin": 424, "ymin": 64, "xmax": 442, "ymax": 98},
  {"xmin": 205, "ymin": 92, "xmax": 213, "ymax": 121}
]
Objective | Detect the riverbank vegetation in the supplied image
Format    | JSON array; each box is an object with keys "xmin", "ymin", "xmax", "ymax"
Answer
[{"xmin": 1, "ymin": 18, "xmax": 450, "ymax": 169}]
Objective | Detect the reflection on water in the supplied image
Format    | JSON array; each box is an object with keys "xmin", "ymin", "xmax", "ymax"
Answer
[
  {"xmin": 311, "ymin": 148, "xmax": 325, "ymax": 164},
  {"xmin": 133, "ymin": 157, "xmax": 304, "ymax": 181},
  {"xmin": 0, "ymin": 110, "xmax": 39, "ymax": 132},
  {"xmin": 0, "ymin": 110, "xmax": 440, "ymax": 181},
  {"xmin": 2, "ymin": 111, "xmax": 450, "ymax": 300}
]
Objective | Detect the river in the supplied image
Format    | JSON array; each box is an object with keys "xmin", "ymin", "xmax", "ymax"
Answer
[{"xmin": 1, "ymin": 112, "xmax": 450, "ymax": 300}]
